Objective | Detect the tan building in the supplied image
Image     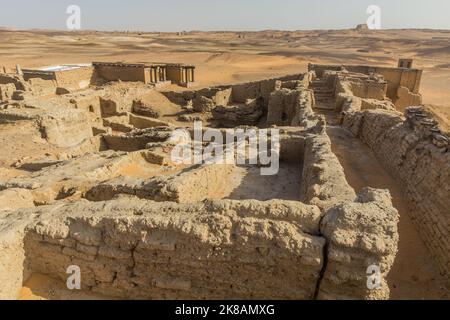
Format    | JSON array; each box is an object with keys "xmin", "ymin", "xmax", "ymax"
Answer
[
  {"xmin": 93, "ymin": 62, "xmax": 196, "ymax": 87},
  {"xmin": 22, "ymin": 64, "xmax": 94, "ymax": 91}
]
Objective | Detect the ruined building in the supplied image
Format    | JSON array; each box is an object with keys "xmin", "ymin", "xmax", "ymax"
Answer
[
  {"xmin": 0, "ymin": 60, "xmax": 448, "ymax": 300},
  {"xmin": 93, "ymin": 62, "xmax": 196, "ymax": 87}
]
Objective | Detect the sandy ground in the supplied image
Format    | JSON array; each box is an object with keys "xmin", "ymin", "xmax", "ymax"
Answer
[{"xmin": 19, "ymin": 274, "xmax": 111, "ymax": 300}]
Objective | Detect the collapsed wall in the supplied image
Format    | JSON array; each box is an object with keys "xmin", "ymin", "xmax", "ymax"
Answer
[{"xmin": 343, "ymin": 107, "xmax": 450, "ymax": 278}]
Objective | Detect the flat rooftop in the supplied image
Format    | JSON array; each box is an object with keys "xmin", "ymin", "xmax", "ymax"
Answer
[{"xmin": 38, "ymin": 64, "xmax": 91, "ymax": 72}]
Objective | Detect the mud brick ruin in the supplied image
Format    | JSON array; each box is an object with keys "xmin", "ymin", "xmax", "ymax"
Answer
[
  {"xmin": 0, "ymin": 59, "xmax": 448, "ymax": 300},
  {"xmin": 93, "ymin": 62, "xmax": 196, "ymax": 87}
]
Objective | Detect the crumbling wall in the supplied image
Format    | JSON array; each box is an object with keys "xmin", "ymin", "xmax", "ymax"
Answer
[
  {"xmin": 395, "ymin": 86, "xmax": 422, "ymax": 112},
  {"xmin": 267, "ymin": 87, "xmax": 317, "ymax": 128},
  {"xmin": 87, "ymin": 163, "xmax": 237, "ymax": 203},
  {"xmin": 100, "ymin": 85, "xmax": 150, "ymax": 117},
  {"xmin": 22, "ymin": 198, "xmax": 325, "ymax": 299},
  {"xmin": 231, "ymin": 79, "xmax": 280, "ymax": 107},
  {"xmin": 37, "ymin": 109, "xmax": 94, "ymax": 148},
  {"xmin": 267, "ymin": 89, "xmax": 300, "ymax": 126},
  {"xmin": 347, "ymin": 78, "xmax": 387, "ymax": 100},
  {"xmin": 308, "ymin": 64, "xmax": 343, "ymax": 78},
  {"xmin": 310, "ymin": 64, "xmax": 423, "ymax": 111},
  {"xmin": 27, "ymin": 78, "xmax": 57, "ymax": 96},
  {"xmin": 0, "ymin": 151, "xmax": 144, "ymax": 205},
  {"xmin": 343, "ymin": 108, "xmax": 450, "ymax": 278},
  {"xmin": 150, "ymin": 164, "xmax": 237, "ymax": 203},
  {"xmin": 0, "ymin": 230, "xmax": 28, "ymax": 300},
  {"xmin": 67, "ymin": 93, "xmax": 103, "ymax": 126},
  {"xmin": 0, "ymin": 74, "xmax": 28, "ymax": 90},
  {"xmin": 195, "ymin": 87, "xmax": 232, "ymax": 109},
  {"xmin": 0, "ymin": 209, "xmax": 34, "ymax": 300},
  {"xmin": 0, "ymin": 83, "xmax": 15, "ymax": 101},
  {"xmin": 318, "ymin": 188, "xmax": 399, "ymax": 300},
  {"xmin": 370, "ymin": 67, "xmax": 422, "ymax": 98},
  {"xmin": 300, "ymin": 131, "xmax": 356, "ymax": 210},
  {"xmin": 103, "ymin": 127, "xmax": 173, "ymax": 151},
  {"xmin": 212, "ymin": 100, "xmax": 263, "ymax": 127},
  {"xmin": 54, "ymin": 67, "xmax": 94, "ymax": 91}
]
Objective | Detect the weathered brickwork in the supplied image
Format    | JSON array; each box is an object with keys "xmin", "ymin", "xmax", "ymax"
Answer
[{"xmin": 343, "ymin": 108, "xmax": 450, "ymax": 277}]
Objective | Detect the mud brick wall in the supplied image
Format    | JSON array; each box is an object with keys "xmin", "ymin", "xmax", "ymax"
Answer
[
  {"xmin": 23, "ymin": 199, "xmax": 325, "ymax": 299},
  {"xmin": 267, "ymin": 87, "xmax": 316, "ymax": 127},
  {"xmin": 95, "ymin": 65, "xmax": 148, "ymax": 83},
  {"xmin": 0, "ymin": 83, "xmax": 15, "ymax": 101},
  {"xmin": 267, "ymin": 89, "xmax": 301, "ymax": 126},
  {"xmin": 37, "ymin": 109, "xmax": 93, "ymax": 148},
  {"xmin": 318, "ymin": 188, "xmax": 399, "ymax": 300},
  {"xmin": 165, "ymin": 66, "xmax": 183, "ymax": 84},
  {"xmin": 54, "ymin": 67, "xmax": 95, "ymax": 91},
  {"xmin": 301, "ymin": 131, "xmax": 356, "ymax": 210},
  {"xmin": 343, "ymin": 108, "xmax": 450, "ymax": 277},
  {"xmin": 230, "ymin": 79, "xmax": 280, "ymax": 107},
  {"xmin": 103, "ymin": 127, "xmax": 173, "ymax": 152}
]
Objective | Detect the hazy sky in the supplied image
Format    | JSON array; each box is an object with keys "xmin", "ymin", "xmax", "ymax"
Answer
[{"xmin": 1, "ymin": 0, "xmax": 450, "ymax": 31}]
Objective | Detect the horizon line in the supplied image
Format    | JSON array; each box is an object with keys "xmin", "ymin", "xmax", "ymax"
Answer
[{"xmin": 2, "ymin": 26, "xmax": 450, "ymax": 33}]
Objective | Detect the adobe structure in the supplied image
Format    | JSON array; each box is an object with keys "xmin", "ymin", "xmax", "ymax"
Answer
[
  {"xmin": 93, "ymin": 62, "xmax": 196, "ymax": 87},
  {"xmin": 21, "ymin": 64, "xmax": 95, "ymax": 92},
  {"xmin": 0, "ymin": 59, "xmax": 448, "ymax": 300}
]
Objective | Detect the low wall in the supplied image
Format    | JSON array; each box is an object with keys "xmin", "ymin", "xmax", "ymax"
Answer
[
  {"xmin": 37, "ymin": 109, "xmax": 94, "ymax": 148},
  {"xmin": 22, "ymin": 198, "xmax": 325, "ymax": 299},
  {"xmin": 95, "ymin": 65, "xmax": 148, "ymax": 83},
  {"xmin": 310, "ymin": 64, "xmax": 423, "ymax": 110},
  {"xmin": 54, "ymin": 67, "xmax": 94, "ymax": 91},
  {"xmin": 318, "ymin": 188, "xmax": 399, "ymax": 299},
  {"xmin": 343, "ymin": 108, "xmax": 450, "ymax": 278},
  {"xmin": 301, "ymin": 131, "xmax": 356, "ymax": 210},
  {"xmin": 0, "ymin": 186, "xmax": 399, "ymax": 300}
]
